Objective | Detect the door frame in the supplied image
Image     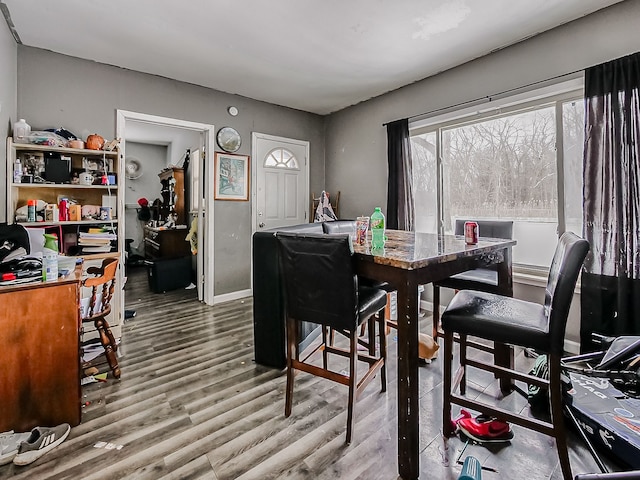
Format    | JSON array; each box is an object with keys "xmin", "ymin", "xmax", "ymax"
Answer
[
  {"xmin": 250, "ymin": 132, "xmax": 310, "ymax": 234},
  {"xmin": 116, "ymin": 110, "xmax": 216, "ymax": 305}
]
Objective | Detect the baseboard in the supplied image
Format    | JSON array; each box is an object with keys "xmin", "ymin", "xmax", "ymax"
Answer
[{"xmin": 214, "ymin": 288, "xmax": 252, "ymax": 305}]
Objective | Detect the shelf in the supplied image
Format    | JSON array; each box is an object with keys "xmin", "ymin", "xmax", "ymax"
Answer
[
  {"xmin": 78, "ymin": 252, "xmax": 122, "ymax": 261},
  {"xmin": 11, "ymin": 183, "xmax": 118, "ymax": 189},
  {"xmin": 11, "ymin": 142, "xmax": 119, "ymax": 158},
  {"xmin": 6, "ymin": 134, "xmax": 124, "ymax": 341},
  {"xmin": 18, "ymin": 220, "xmax": 119, "ymax": 227}
]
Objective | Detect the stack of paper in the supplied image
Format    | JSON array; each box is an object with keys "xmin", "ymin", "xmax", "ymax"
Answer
[{"xmin": 78, "ymin": 229, "xmax": 117, "ymax": 254}]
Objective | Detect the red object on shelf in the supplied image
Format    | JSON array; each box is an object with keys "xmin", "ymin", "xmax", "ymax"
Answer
[{"xmin": 59, "ymin": 199, "xmax": 69, "ymax": 221}]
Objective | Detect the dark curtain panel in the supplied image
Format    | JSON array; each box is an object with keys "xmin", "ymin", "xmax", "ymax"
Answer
[
  {"xmin": 386, "ymin": 119, "xmax": 414, "ymax": 231},
  {"xmin": 581, "ymin": 52, "xmax": 640, "ymax": 351}
]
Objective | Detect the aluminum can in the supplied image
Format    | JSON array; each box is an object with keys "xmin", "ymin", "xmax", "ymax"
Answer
[{"xmin": 464, "ymin": 221, "xmax": 478, "ymax": 245}]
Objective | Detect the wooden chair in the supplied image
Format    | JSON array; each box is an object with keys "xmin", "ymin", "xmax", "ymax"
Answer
[
  {"xmin": 441, "ymin": 232, "xmax": 589, "ymax": 480},
  {"xmin": 432, "ymin": 219, "xmax": 513, "ymax": 339},
  {"xmin": 82, "ymin": 257, "xmax": 121, "ymax": 379},
  {"xmin": 277, "ymin": 232, "xmax": 387, "ymax": 444}
]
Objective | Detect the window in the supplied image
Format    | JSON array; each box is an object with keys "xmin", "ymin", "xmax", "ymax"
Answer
[
  {"xmin": 264, "ymin": 148, "xmax": 299, "ymax": 169},
  {"xmin": 411, "ymin": 88, "xmax": 584, "ymax": 269}
]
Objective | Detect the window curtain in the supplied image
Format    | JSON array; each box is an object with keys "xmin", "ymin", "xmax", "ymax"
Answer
[
  {"xmin": 386, "ymin": 118, "xmax": 414, "ymax": 231},
  {"xmin": 581, "ymin": 52, "xmax": 640, "ymax": 351}
]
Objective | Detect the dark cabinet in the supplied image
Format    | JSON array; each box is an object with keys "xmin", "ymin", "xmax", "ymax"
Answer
[
  {"xmin": 144, "ymin": 226, "xmax": 190, "ymax": 260},
  {"xmin": 144, "ymin": 166, "xmax": 191, "ymax": 260}
]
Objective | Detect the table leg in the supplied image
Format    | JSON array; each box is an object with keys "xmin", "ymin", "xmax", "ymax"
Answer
[{"xmin": 396, "ymin": 279, "xmax": 420, "ymax": 480}]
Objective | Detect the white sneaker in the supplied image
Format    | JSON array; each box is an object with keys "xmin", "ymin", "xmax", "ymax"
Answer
[
  {"xmin": 13, "ymin": 424, "xmax": 70, "ymax": 466},
  {"xmin": 0, "ymin": 430, "xmax": 31, "ymax": 466}
]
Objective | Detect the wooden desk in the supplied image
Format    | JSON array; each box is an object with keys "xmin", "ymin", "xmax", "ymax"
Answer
[
  {"xmin": 353, "ymin": 230, "xmax": 515, "ymax": 480},
  {"xmin": 0, "ymin": 272, "xmax": 82, "ymax": 432}
]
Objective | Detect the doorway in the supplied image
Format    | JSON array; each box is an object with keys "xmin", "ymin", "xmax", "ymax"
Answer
[
  {"xmin": 251, "ymin": 132, "xmax": 309, "ymax": 232},
  {"xmin": 116, "ymin": 110, "xmax": 215, "ymax": 305}
]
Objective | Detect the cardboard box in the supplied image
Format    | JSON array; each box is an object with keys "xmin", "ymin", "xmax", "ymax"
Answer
[
  {"xmin": 44, "ymin": 204, "xmax": 59, "ymax": 222},
  {"xmin": 69, "ymin": 204, "xmax": 81, "ymax": 221},
  {"xmin": 101, "ymin": 195, "xmax": 117, "ymax": 219},
  {"xmin": 385, "ymin": 291, "xmax": 397, "ymax": 321}
]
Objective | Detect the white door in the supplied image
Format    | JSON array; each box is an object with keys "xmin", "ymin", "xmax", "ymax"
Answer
[
  {"xmin": 191, "ymin": 145, "xmax": 205, "ymax": 303},
  {"xmin": 252, "ymin": 133, "xmax": 309, "ymax": 231}
]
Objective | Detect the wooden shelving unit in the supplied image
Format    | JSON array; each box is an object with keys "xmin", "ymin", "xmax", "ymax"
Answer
[{"xmin": 6, "ymin": 137, "xmax": 125, "ymax": 338}]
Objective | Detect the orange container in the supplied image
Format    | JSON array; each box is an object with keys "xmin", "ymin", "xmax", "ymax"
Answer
[{"xmin": 69, "ymin": 204, "xmax": 82, "ymax": 221}]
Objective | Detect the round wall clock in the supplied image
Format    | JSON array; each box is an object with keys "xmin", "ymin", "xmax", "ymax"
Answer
[{"xmin": 217, "ymin": 126, "xmax": 241, "ymax": 153}]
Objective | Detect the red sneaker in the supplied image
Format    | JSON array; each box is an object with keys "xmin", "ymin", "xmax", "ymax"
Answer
[
  {"xmin": 450, "ymin": 409, "xmax": 473, "ymax": 433},
  {"xmin": 457, "ymin": 415, "xmax": 514, "ymax": 443}
]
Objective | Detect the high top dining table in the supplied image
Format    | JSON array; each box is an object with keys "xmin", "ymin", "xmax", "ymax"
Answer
[{"xmin": 352, "ymin": 230, "xmax": 516, "ymax": 480}]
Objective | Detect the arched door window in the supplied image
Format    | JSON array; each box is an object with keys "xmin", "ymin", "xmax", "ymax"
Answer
[{"xmin": 264, "ymin": 148, "xmax": 299, "ymax": 169}]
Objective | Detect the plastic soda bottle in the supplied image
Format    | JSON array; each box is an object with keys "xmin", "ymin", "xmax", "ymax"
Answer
[
  {"xmin": 370, "ymin": 207, "xmax": 385, "ymax": 249},
  {"xmin": 42, "ymin": 233, "xmax": 59, "ymax": 281}
]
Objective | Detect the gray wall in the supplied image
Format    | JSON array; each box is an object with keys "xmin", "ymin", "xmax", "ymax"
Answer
[
  {"xmin": 0, "ymin": 18, "xmax": 17, "ymax": 222},
  {"xmin": 323, "ymin": 0, "xmax": 640, "ymax": 348},
  {"xmin": 16, "ymin": 46, "xmax": 326, "ymax": 294},
  {"xmin": 325, "ymin": 0, "xmax": 640, "ymax": 220}
]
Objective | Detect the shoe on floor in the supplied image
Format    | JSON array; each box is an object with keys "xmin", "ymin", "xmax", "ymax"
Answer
[
  {"xmin": 457, "ymin": 415, "xmax": 514, "ymax": 443},
  {"xmin": 0, "ymin": 431, "xmax": 31, "ymax": 466},
  {"xmin": 12, "ymin": 424, "xmax": 71, "ymax": 466},
  {"xmin": 450, "ymin": 408, "xmax": 473, "ymax": 433}
]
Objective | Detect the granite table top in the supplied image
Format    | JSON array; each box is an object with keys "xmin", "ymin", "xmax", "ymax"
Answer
[{"xmin": 352, "ymin": 229, "xmax": 516, "ymax": 270}]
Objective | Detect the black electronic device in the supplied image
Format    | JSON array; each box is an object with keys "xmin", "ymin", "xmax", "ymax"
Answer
[{"xmin": 44, "ymin": 153, "xmax": 71, "ymax": 183}]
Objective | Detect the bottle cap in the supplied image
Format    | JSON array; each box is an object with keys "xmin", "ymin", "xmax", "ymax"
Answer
[{"xmin": 28, "ymin": 199, "xmax": 36, "ymax": 206}]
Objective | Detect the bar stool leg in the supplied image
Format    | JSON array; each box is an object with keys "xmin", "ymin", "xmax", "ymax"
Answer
[
  {"xmin": 378, "ymin": 313, "xmax": 387, "ymax": 392},
  {"xmin": 549, "ymin": 353, "xmax": 572, "ymax": 480},
  {"xmin": 285, "ymin": 316, "xmax": 296, "ymax": 417},
  {"xmin": 442, "ymin": 330, "xmax": 455, "ymax": 437},
  {"xmin": 346, "ymin": 331, "xmax": 358, "ymax": 445},
  {"xmin": 459, "ymin": 333, "xmax": 467, "ymax": 396},
  {"xmin": 432, "ymin": 285, "xmax": 441, "ymax": 340}
]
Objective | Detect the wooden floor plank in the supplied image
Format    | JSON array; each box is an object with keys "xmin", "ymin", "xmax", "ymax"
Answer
[{"xmin": 0, "ymin": 267, "xmax": 621, "ymax": 479}]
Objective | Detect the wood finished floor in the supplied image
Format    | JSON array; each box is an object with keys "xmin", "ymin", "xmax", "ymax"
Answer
[{"xmin": 1, "ymin": 267, "xmax": 621, "ymax": 479}]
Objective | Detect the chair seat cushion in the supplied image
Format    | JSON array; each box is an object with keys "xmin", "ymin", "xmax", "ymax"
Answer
[
  {"xmin": 357, "ymin": 286, "xmax": 387, "ymax": 325},
  {"xmin": 436, "ymin": 268, "xmax": 499, "ymax": 291},
  {"xmin": 442, "ymin": 290, "xmax": 551, "ymax": 352},
  {"xmin": 360, "ymin": 279, "xmax": 391, "ymax": 291}
]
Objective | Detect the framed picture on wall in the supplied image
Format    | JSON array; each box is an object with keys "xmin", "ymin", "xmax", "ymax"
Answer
[{"xmin": 214, "ymin": 152, "xmax": 250, "ymax": 201}]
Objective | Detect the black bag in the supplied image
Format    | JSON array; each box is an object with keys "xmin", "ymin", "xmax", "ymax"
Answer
[
  {"xmin": 0, "ymin": 223, "xmax": 30, "ymax": 262},
  {"xmin": 528, "ymin": 354, "xmax": 550, "ymax": 412}
]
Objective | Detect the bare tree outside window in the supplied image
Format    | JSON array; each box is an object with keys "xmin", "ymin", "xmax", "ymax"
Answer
[
  {"xmin": 442, "ymin": 107, "xmax": 557, "ymax": 223},
  {"xmin": 411, "ymin": 94, "xmax": 584, "ymax": 268}
]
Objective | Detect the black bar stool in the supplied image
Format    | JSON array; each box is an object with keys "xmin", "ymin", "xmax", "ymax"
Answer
[{"xmin": 441, "ymin": 232, "xmax": 589, "ymax": 480}]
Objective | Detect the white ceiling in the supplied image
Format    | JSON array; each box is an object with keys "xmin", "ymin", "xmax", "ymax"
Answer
[{"xmin": 2, "ymin": 0, "xmax": 624, "ymax": 115}]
